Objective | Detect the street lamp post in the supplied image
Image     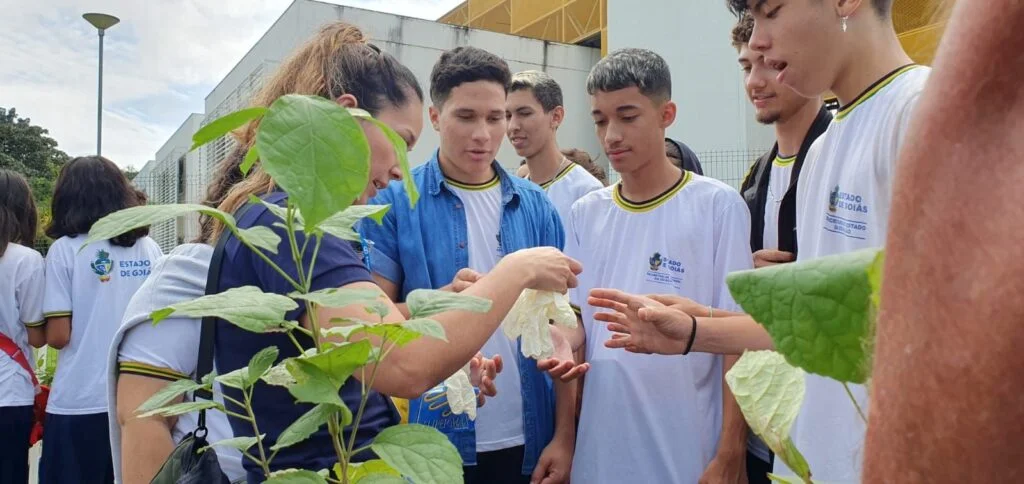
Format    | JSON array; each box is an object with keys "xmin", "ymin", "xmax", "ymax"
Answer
[{"xmin": 83, "ymin": 13, "xmax": 120, "ymax": 157}]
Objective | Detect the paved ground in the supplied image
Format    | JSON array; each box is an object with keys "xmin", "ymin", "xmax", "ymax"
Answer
[{"xmin": 29, "ymin": 444, "xmax": 40, "ymax": 484}]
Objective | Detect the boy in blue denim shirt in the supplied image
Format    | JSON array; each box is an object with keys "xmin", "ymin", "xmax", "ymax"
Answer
[{"xmin": 362, "ymin": 46, "xmax": 577, "ymax": 484}]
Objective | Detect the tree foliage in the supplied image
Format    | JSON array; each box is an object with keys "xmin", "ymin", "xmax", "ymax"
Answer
[{"xmin": 0, "ymin": 107, "xmax": 70, "ymax": 238}]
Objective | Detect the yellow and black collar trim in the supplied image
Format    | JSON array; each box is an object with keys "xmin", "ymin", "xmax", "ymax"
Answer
[
  {"xmin": 539, "ymin": 164, "xmax": 576, "ymax": 190},
  {"xmin": 119, "ymin": 361, "xmax": 189, "ymax": 382},
  {"xmin": 835, "ymin": 64, "xmax": 920, "ymax": 121},
  {"xmin": 613, "ymin": 170, "xmax": 692, "ymax": 213},
  {"xmin": 773, "ymin": 154, "xmax": 797, "ymax": 167},
  {"xmin": 445, "ymin": 174, "xmax": 499, "ymax": 191}
]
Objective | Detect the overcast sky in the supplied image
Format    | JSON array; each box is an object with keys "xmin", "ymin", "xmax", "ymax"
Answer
[{"xmin": 1, "ymin": 0, "xmax": 462, "ymax": 169}]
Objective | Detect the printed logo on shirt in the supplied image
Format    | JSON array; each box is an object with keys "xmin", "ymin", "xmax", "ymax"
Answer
[
  {"xmin": 118, "ymin": 259, "xmax": 152, "ymax": 278},
  {"xmin": 645, "ymin": 252, "xmax": 685, "ymax": 289},
  {"xmin": 91, "ymin": 249, "xmax": 114, "ymax": 282},
  {"xmin": 824, "ymin": 185, "xmax": 869, "ymax": 240}
]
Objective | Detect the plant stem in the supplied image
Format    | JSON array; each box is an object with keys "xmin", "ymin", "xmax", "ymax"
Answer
[
  {"xmin": 328, "ymin": 415, "xmax": 350, "ymax": 483},
  {"xmin": 229, "ymin": 227, "xmax": 303, "ymax": 292},
  {"xmin": 243, "ymin": 387, "xmax": 273, "ymax": 478},
  {"xmin": 304, "ymin": 236, "xmax": 323, "ymax": 289},
  {"xmin": 220, "ymin": 393, "xmax": 247, "ymax": 412},
  {"xmin": 346, "ymin": 338, "xmax": 390, "ymax": 455},
  {"xmin": 843, "ymin": 382, "xmax": 867, "ymax": 424},
  {"xmin": 350, "ymin": 444, "xmax": 372, "ymax": 458},
  {"xmin": 285, "ymin": 206, "xmax": 307, "ymax": 287},
  {"xmin": 242, "ymin": 451, "xmax": 266, "ymax": 468},
  {"xmin": 224, "ymin": 410, "xmax": 253, "ymax": 421},
  {"xmin": 287, "ymin": 331, "xmax": 306, "ymax": 354}
]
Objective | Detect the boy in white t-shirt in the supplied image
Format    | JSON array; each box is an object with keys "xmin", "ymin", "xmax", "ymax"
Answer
[
  {"xmin": 40, "ymin": 156, "xmax": 163, "ymax": 484},
  {"xmin": 506, "ymin": 70, "xmax": 604, "ymax": 225},
  {"xmin": 561, "ymin": 48, "xmax": 754, "ymax": 484}
]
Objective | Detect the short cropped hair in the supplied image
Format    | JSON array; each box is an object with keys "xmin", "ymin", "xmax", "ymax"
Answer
[
  {"xmin": 586, "ymin": 48, "xmax": 672, "ymax": 103},
  {"xmin": 509, "ymin": 70, "xmax": 563, "ymax": 112},
  {"xmin": 430, "ymin": 46, "xmax": 511, "ymax": 106},
  {"xmin": 731, "ymin": 12, "xmax": 754, "ymax": 48},
  {"xmin": 728, "ymin": 0, "xmax": 892, "ymax": 18}
]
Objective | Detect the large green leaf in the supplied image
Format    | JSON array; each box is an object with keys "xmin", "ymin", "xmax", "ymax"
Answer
[
  {"xmin": 317, "ymin": 205, "xmax": 391, "ymax": 242},
  {"xmin": 347, "ymin": 319, "xmax": 446, "ymax": 348},
  {"xmin": 291, "ymin": 288, "xmax": 383, "ymax": 310},
  {"xmin": 261, "ymin": 362, "xmax": 297, "ymax": 387},
  {"xmin": 726, "ymin": 248, "xmax": 880, "ymax": 383},
  {"xmin": 215, "ymin": 367, "xmax": 250, "ymax": 390},
  {"xmin": 264, "ymin": 469, "xmax": 328, "ymax": 484},
  {"xmin": 256, "ymin": 94, "xmax": 370, "ymax": 231},
  {"xmin": 247, "ymin": 347, "xmax": 280, "ymax": 386},
  {"xmin": 136, "ymin": 379, "xmax": 204, "ymax": 414},
  {"xmin": 240, "ymin": 146, "xmax": 260, "ymax": 175},
  {"xmin": 405, "ymin": 290, "xmax": 492, "ymax": 319},
  {"xmin": 151, "ymin": 286, "xmax": 297, "ymax": 334},
  {"xmin": 303, "ymin": 341, "xmax": 371, "ymax": 389},
  {"xmin": 137, "ymin": 400, "xmax": 222, "ymax": 419},
  {"xmin": 84, "ymin": 204, "xmax": 235, "ymax": 249},
  {"xmin": 237, "ymin": 226, "xmax": 282, "ymax": 255},
  {"xmin": 371, "ymin": 424, "xmax": 463, "ymax": 484},
  {"xmin": 348, "ymin": 108, "xmax": 418, "ymax": 207},
  {"xmin": 191, "ymin": 107, "xmax": 266, "ymax": 151},
  {"xmin": 345, "ymin": 459, "xmax": 401, "ymax": 482},
  {"xmin": 270, "ymin": 404, "xmax": 340, "ymax": 451},
  {"xmin": 201, "ymin": 435, "xmax": 262, "ymax": 454},
  {"xmin": 286, "ymin": 359, "xmax": 344, "ymax": 408},
  {"xmin": 356, "ymin": 475, "xmax": 407, "ymax": 484}
]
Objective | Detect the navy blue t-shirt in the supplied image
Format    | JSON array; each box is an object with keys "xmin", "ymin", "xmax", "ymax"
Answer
[{"xmin": 213, "ymin": 192, "xmax": 400, "ymax": 482}]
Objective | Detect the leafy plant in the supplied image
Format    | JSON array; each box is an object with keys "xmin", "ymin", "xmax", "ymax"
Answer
[
  {"xmin": 725, "ymin": 248, "xmax": 884, "ymax": 483},
  {"xmin": 86, "ymin": 94, "xmax": 491, "ymax": 483}
]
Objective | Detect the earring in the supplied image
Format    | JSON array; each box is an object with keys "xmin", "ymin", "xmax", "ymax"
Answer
[{"xmin": 841, "ymin": 16, "xmax": 848, "ymax": 32}]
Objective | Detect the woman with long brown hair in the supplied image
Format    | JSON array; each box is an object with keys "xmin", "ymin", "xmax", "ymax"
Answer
[{"xmin": 112, "ymin": 22, "xmax": 580, "ymax": 483}]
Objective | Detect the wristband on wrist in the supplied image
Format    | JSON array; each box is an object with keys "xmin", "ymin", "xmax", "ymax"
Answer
[{"xmin": 682, "ymin": 314, "xmax": 698, "ymax": 355}]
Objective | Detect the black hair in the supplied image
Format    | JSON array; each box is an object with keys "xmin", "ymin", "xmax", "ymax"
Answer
[
  {"xmin": 46, "ymin": 156, "xmax": 149, "ymax": 247},
  {"xmin": 0, "ymin": 169, "xmax": 38, "ymax": 256},
  {"xmin": 727, "ymin": 0, "xmax": 892, "ymax": 18},
  {"xmin": 429, "ymin": 46, "xmax": 511, "ymax": 106},
  {"xmin": 586, "ymin": 48, "xmax": 672, "ymax": 103},
  {"xmin": 510, "ymin": 70, "xmax": 564, "ymax": 112}
]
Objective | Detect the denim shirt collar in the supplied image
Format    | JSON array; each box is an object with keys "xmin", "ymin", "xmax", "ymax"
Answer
[{"xmin": 424, "ymin": 150, "xmax": 519, "ymax": 206}]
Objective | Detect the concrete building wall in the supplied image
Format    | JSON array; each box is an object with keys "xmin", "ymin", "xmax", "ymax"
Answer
[
  {"xmin": 607, "ymin": 0, "xmax": 775, "ymax": 186},
  {"xmin": 138, "ymin": 113, "xmax": 204, "ymax": 251}
]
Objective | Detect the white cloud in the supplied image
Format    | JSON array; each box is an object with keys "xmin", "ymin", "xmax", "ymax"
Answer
[{"xmin": 0, "ymin": 0, "xmax": 462, "ymax": 169}]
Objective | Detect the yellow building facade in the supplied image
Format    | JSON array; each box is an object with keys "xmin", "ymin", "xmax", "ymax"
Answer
[{"xmin": 439, "ymin": 0, "xmax": 954, "ymax": 63}]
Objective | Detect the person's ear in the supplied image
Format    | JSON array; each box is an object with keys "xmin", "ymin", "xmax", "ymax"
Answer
[
  {"xmin": 336, "ymin": 94, "xmax": 358, "ymax": 109},
  {"xmin": 551, "ymin": 106, "xmax": 565, "ymax": 130},
  {"xmin": 661, "ymin": 100, "xmax": 677, "ymax": 129},
  {"xmin": 429, "ymin": 105, "xmax": 441, "ymax": 132}
]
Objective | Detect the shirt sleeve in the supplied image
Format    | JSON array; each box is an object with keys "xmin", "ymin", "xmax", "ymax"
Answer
[
  {"xmin": 17, "ymin": 251, "xmax": 45, "ymax": 327},
  {"xmin": 43, "ymin": 238, "xmax": 73, "ymax": 318},
  {"xmin": 245, "ymin": 205, "xmax": 373, "ymax": 309},
  {"xmin": 359, "ymin": 188, "xmax": 403, "ymax": 285},
  {"xmin": 118, "ymin": 317, "xmax": 197, "ymax": 382},
  {"xmin": 713, "ymin": 191, "xmax": 754, "ymax": 312}
]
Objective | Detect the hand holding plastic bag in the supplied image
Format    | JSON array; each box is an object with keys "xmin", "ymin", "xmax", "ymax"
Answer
[{"xmin": 502, "ymin": 289, "xmax": 578, "ymax": 359}]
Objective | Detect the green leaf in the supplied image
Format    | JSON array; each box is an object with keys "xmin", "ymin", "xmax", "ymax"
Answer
[
  {"xmin": 248, "ymin": 194, "xmax": 291, "ymax": 225},
  {"xmin": 777, "ymin": 437, "xmax": 812, "ymax": 482},
  {"xmin": 240, "ymin": 145, "xmax": 260, "ymax": 175},
  {"xmin": 262, "ymin": 362, "xmax": 297, "ymax": 387},
  {"xmin": 271, "ymin": 404, "xmax": 340, "ymax": 451},
  {"xmin": 350, "ymin": 319, "xmax": 444, "ymax": 348},
  {"xmin": 264, "ymin": 469, "xmax": 328, "ymax": 484},
  {"xmin": 137, "ymin": 400, "xmax": 222, "ymax": 419},
  {"xmin": 371, "ymin": 424, "xmax": 463, "ymax": 484},
  {"xmin": 286, "ymin": 359, "xmax": 344, "ymax": 408},
  {"xmin": 766, "ymin": 474, "xmax": 806, "ymax": 484},
  {"xmin": 356, "ymin": 475, "xmax": 407, "ymax": 484},
  {"xmin": 237, "ymin": 226, "xmax": 282, "ymax": 255},
  {"xmin": 364, "ymin": 301, "xmax": 391, "ymax": 320},
  {"xmin": 403, "ymin": 319, "xmax": 447, "ymax": 342},
  {"xmin": 247, "ymin": 347, "xmax": 280, "ymax": 386},
  {"xmin": 317, "ymin": 205, "xmax": 391, "ymax": 241},
  {"xmin": 291, "ymin": 288, "xmax": 383, "ymax": 310},
  {"xmin": 869, "ymin": 250, "xmax": 884, "ymax": 310},
  {"xmin": 136, "ymin": 379, "xmax": 204, "ymax": 413},
  {"xmin": 406, "ymin": 289, "xmax": 492, "ymax": 319},
  {"xmin": 191, "ymin": 107, "xmax": 266, "ymax": 151},
  {"xmin": 726, "ymin": 248, "xmax": 880, "ymax": 383},
  {"xmin": 724, "ymin": 351, "xmax": 804, "ymax": 455},
  {"xmin": 347, "ymin": 459, "xmax": 401, "ymax": 482},
  {"xmin": 84, "ymin": 204, "xmax": 235, "ymax": 249},
  {"xmin": 304, "ymin": 341, "xmax": 371, "ymax": 388},
  {"xmin": 215, "ymin": 367, "xmax": 250, "ymax": 390},
  {"xmin": 151, "ymin": 286, "xmax": 297, "ymax": 334},
  {"xmin": 200, "ymin": 435, "xmax": 262, "ymax": 453},
  {"xmin": 256, "ymin": 94, "xmax": 370, "ymax": 230},
  {"xmin": 323, "ymin": 319, "xmax": 373, "ymax": 339},
  {"xmin": 349, "ymin": 108, "xmax": 418, "ymax": 207}
]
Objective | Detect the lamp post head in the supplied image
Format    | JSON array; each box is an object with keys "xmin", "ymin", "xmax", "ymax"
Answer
[{"xmin": 83, "ymin": 13, "xmax": 120, "ymax": 31}]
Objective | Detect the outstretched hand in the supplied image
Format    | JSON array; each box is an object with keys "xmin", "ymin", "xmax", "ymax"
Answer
[
  {"xmin": 469, "ymin": 352, "xmax": 503, "ymax": 407},
  {"xmin": 536, "ymin": 325, "xmax": 589, "ymax": 381},
  {"xmin": 588, "ymin": 288, "xmax": 695, "ymax": 356}
]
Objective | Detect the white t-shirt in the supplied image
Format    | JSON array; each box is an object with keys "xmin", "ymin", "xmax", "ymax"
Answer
[
  {"xmin": 114, "ymin": 243, "xmax": 244, "ymax": 483},
  {"xmin": 566, "ymin": 171, "xmax": 754, "ymax": 484},
  {"xmin": 776, "ymin": 65, "xmax": 930, "ymax": 483},
  {"xmin": 447, "ymin": 176, "xmax": 525, "ymax": 452},
  {"xmin": 762, "ymin": 155, "xmax": 796, "ymax": 250},
  {"xmin": 539, "ymin": 163, "xmax": 604, "ymax": 228},
  {"xmin": 43, "ymin": 235, "xmax": 162, "ymax": 414},
  {"xmin": 0, "ymin": 243, "xmax": 45, "ymax": 407}
]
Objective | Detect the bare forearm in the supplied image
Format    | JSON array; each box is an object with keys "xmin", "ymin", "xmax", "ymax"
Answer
[
  {"xmin": 718, "ymin": 354, "xmax": 748, "ymax": 456},
  {"xmin": 121, "ymin": 421, "xmax": 177, "ymax": 484},
  {"xmin": 864, "ymin": 0, "xmax": 1024, "ymax": 481},
  {"xmin": 695, "ymin": 316, "xmax": 774, "ymax": 355},
  {"xmin": 552, "ymin": 379, "xmax": 578, "ymax": 442}
]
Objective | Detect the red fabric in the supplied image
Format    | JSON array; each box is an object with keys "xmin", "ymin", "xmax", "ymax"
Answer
[{"xmin": 0, "ymin": 333, "xmax": 48, "ymax": 445}]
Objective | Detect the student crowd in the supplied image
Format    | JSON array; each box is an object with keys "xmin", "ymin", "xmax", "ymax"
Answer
[{"xmin": 1, "ymin": 0, "xmax": 980, "ymax": 483}]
